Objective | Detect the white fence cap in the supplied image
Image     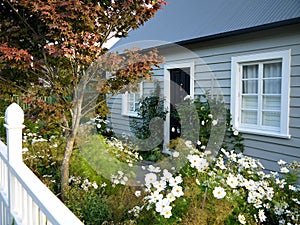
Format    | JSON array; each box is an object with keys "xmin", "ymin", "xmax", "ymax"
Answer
[{"xmin": 5, "ymin": 103, "xmax": 24, "ymax": 127}]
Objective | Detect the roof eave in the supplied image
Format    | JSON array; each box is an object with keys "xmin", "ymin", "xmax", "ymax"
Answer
[{"xmin": 176, "ymin": 17, "xmax": 300, "ymax": 46}]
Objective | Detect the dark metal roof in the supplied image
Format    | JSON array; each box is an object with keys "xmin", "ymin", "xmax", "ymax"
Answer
[{"xmin": 113, "ymin": 0, "xmax": 300, "ymax": 49}]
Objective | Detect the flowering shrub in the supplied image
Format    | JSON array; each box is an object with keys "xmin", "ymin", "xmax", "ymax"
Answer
[
  {"xmin": 22, "ymin": 131, "xmax": 63, "ymax": 192},
  {"xmin": 169, "ymin": 94, "xmax": 244, "ymax": 153},
  {"xmin": 94, "ymin": 116, "xmax": 114, "ymax": 137},
  {"xmin": 126, "ymin": 139, "xmax": 300, "ymax": 224},
  {"xmin": 64, "ymin": 176, "xmax": 113, "ymax": 225}
]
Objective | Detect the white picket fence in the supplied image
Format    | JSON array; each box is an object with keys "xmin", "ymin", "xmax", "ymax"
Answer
[{"xmin": 0, "ymin": 103, "xmax": 83, "ymax": 225}]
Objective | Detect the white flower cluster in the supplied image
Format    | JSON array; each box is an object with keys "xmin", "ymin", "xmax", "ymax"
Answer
[
  {"xmin": 128, "ymin": 205, "xmax": 143, "ymax": 218},
  {"xmin": 23, "ymin": 132, "xmax": 47, "ymax": 144},
  {"xmin": 106, "ymin": 137, "xmax": 142, "ymax": 167},
  {"xmin": 215, "ymin": 149, "xmax": 274, "ymax": 222},
  {"xmin": 185, "ymin": 139, "xmax": 210, "ymax": 171},
  {"xmin": 111, "ymin": 170, "xmax": 128, "ymax": 187},
  {"xmin": 213, "ymin": 149, "xmax": 300, "ymax": 224},
  {"xmin": 187, "ymin": 153, "xmax": 209, "ymax": 173},
  {"xmin": 68, "ymin": 176, "xmax": 99, "ymax": 191},
  {"xmin": 81, "ymin": 179, "xmax": 99, "ymax": 191},
  {"xmin": 125, "ymin": 140, "xmax": 300, "ymax": 223},
  {"xmin": 130, "ymin": 166, "xmax": 184, "ymax": 219}
]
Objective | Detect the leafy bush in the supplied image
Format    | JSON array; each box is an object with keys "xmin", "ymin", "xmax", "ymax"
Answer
[
  {"xmin": 64, "ymin": 177, "xmax": 113, "ymax": 225},
  {"xmin": 22, "ymin": 133, "xmax": 64, "ymax": 193},
  {"xmin": 195, "ymin": 94, "xmax": 244, "ymax": 152},
  {"xmin": 130, "ymin": 81, "xmax": 168, "ymax": 161},
  {"xmin": 169, "ymin": 94, "xmax": 244, "ymax": 154}
]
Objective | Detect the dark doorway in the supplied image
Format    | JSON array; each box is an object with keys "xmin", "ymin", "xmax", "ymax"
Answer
[{"xmin": 169, "ymin": 68, "xmax": 190, "ymax": 140}]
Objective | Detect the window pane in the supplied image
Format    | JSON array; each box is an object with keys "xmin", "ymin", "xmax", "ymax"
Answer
[
  {"xmin": 262, "ymin": 111, "xmax": 280, "ymax": 127},
  {"xmin": 263, "ymin": 62, "xmax": 282, "ymax": 78},
  {"xmin": 129, "ymin": 93, "xmax": 135, "ymax": 111},
  {"xmin": 135, "ymin": 102, "xmax": 139, "ymax": 111},
  {"xmin": 241, "ymin": 110, "xmax": 257, "ymax": 124},
  {"xmin": 262, "ymin": 96, "xmax": 281, "ymax": 110},
  {"xmin": 242, "ymin": 80, "xmax": 258, "ymax": 94},
  {"xmin": 136, "ymin": 92, "xmax": 141, "ymax": 100},
  {"xmin": 242, "ymin": 96, "xmax": 258, "ymax": 109},
  {"xmin": 243, "ymin": 65, "xmax": 258, "ymax": 79},
  {"xmin": 263, "ymin": 78, "xmax": 281, "ymax": 94}
]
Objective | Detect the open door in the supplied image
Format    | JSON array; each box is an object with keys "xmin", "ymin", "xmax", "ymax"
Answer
[{"xmin": 169, "ymin": 68, "xmax": 190, "ymax": 140}]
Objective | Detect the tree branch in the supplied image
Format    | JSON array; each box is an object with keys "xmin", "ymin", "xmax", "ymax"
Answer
[
  {"xmin": 81, "ymin": 94, "xmax": 115, "ymax": 118},
  {"xmin": 5, "ymin": 0, "xmax": 38, "ymax": 36},
  {"xmin": 0, "ymin": 75, "xmax": 31, "ymax": 93}
]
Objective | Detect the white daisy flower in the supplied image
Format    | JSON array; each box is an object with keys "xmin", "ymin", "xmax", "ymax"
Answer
[
  {"xmin": 226, "ymin": 173, "xmax": 239, "ymax": 188},
  {"xmin": 238, "ymin": 214, "xmax": 246, "ymax": 224},
  {"xmin": 213, "ymin": 186, "xmax": 226, "ymax": 199},
  {"xmin": 171, "ymin": 185, "xmax": 184, "ymax": 198},
  {"xmin": 145, "ymin": 173, "xmax": 157, "ymax": 185}
]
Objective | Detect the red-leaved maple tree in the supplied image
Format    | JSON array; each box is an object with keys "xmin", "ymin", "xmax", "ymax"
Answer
[{"xmin": 0, "ymin": 0, "xmax": 166, "ymax": 199}]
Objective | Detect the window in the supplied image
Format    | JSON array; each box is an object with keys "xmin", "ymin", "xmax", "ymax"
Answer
[
  {"xmin": 122, "ymin": 82, "xmax": 143, "ymax": 117},
  {"xmin": 231, "ymin": 50, "xmax": 291, "ymax": 138}
]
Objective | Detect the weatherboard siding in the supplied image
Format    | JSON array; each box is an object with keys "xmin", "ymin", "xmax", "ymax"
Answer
[
  {"xmin": 108, "ymin": 69, "xmax": 165, "ymax": 136},
  {"xmin": 189, "ymin": 24, "xmax": 300, "ymax": 171},
  {"xmin": 108, "ymin": 24, "xmax": 300, "ymax": 171}
]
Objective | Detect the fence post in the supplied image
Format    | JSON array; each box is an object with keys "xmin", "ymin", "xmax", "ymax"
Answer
[
  {"xmin": 4, "ymin": 103, "xmax": 25, "ymax": 223},
  {"xmin": 4, "ymin": 103, "xmax": 25, "ymax": 165}
]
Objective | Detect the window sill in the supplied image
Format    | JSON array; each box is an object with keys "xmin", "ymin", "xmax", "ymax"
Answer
[{"xmin": 238, "ymin": 127, "xmax": 291, "ymax": 139}]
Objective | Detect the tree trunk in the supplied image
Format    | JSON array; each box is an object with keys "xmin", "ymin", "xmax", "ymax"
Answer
[
  {"xmin": 60, "ymin": 93, "xmax": 83, "ymax": 200},
  {"xmin": 60, "ymin": 70, "xmax": 87, "ymax": 200},
  {"xmin": 60, "ymin": 133, "xmax": 76, "ymax": 200}
]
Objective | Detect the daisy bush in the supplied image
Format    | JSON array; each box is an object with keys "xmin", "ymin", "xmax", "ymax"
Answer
[
  {"xmin": 203, "ymin": 147, "xmax": 300, "ymax": 224},
  {"xmin": 168, "ymin": 94, "xmax": 244, "ymax": 155},
  {"xmin": 127, "ymin": 139, "xmax": 300, "ymax": 224}
]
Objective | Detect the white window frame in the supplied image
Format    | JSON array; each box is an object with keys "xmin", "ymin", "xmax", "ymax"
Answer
[
  {"xmin": 122, "ymin": 82, "xmax": 143, "ymax": 117},
  {"xmin": 231, "ymin": 50, "xmax": 291, "ymax": 138}
]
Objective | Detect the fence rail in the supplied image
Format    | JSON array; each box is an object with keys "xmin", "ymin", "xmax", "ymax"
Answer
[{"xmin": 0, "ymin": 103, "xmax": 83, "ymax": 225}]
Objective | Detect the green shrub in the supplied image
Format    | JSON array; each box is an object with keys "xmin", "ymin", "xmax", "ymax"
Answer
[
  {"xmin": 194, "ymin": 94, "xmax": 244, "ymax": 152},
  {"xmin": 130, "ymin": 81, "xmax": 168, "ymax": 161},
  {"xmin": 64, "ymin": 178, "xmax": 113, "ymax": 225},
  {"xmin": 170, "ymin": 94, "xmax": 244, "ymax": 154},
  {"xmin": 22, "ymin": 134, "xmax": 64, "ymax": 193}
]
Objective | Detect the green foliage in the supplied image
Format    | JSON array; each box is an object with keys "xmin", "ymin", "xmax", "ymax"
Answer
[
  {"xmin": 139, "ymin": 147, "xmax": 164, "ymax": 162},
  {"xmin": 131, "ymin": 82, "xmax": 167, "ymax": 140},
  {"xmin": 174, "ymin": 94, "xmax": 244, "ymax": 153},
  {"xmin": 22, "ymin": 134, "xmax": 64, "ymax": 193},
  {"xmin": 130, "ymin": 81, "xmax": 168, "ymax": 161},
  {"xmin": 64, "ymin": 182, "xmax": 113, "ymax": 225},
  {"xmin": 70, "ymin": 149, "xmax": 106, "ymax": 186},
  {"xmin": 19, "ymin": 118, "xmax": 300, "ymax": 224}
]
